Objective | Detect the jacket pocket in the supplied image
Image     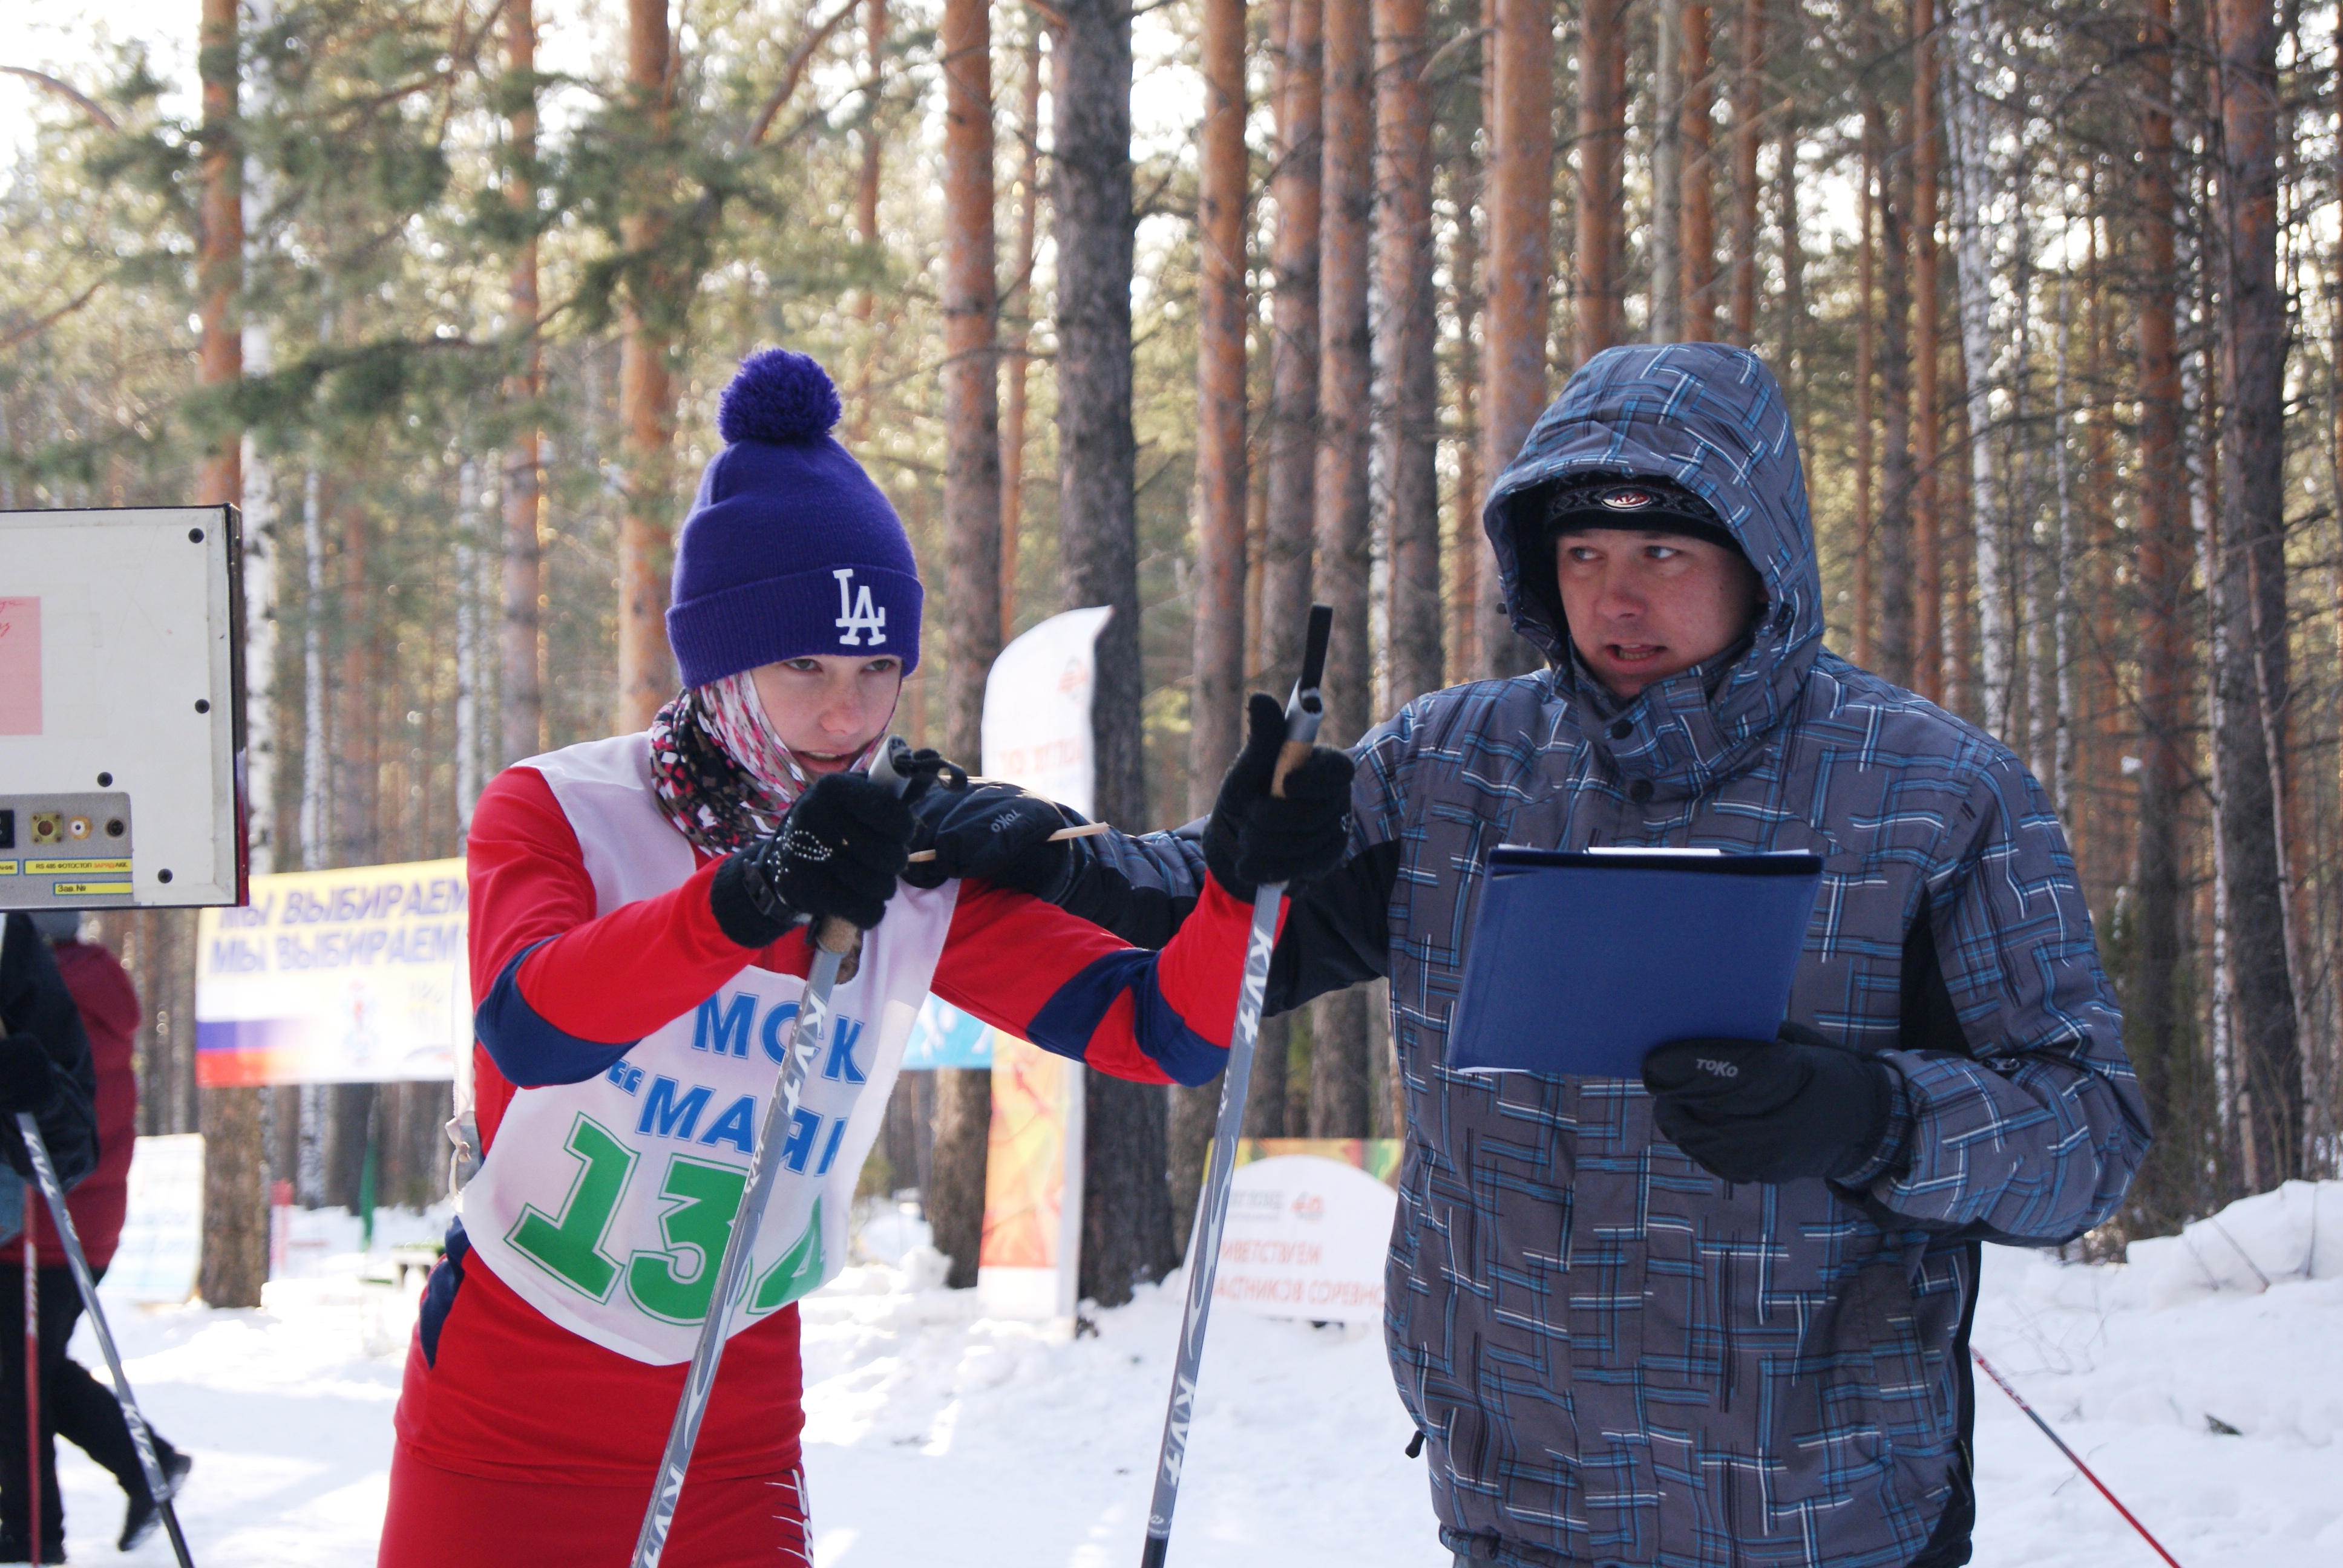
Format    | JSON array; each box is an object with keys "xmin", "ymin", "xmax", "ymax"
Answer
[{"xmin": 1781, "ymin": 1252, "xmax": 1912, "ymax": 1465}]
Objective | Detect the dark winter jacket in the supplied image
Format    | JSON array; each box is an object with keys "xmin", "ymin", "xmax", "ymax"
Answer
[
  {"xmin": 1050, "ymin": 344, "xmax": 2149, "ymax": 1567},
  {"xmin": 0, "ymin": 914, "xmax": 102, "ymax": 1201},
  {"xmin": 0, "ymin": 939, "xmax": 139, "ymax": 1268}
]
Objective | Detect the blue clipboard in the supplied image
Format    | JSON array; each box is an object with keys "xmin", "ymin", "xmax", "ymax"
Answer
[{"xmin": 1445, "ymin": 848, "xmax": 1824, "ymax": 1078}]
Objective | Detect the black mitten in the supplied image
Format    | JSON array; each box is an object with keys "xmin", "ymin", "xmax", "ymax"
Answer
[
  {"xmin": 0, "ymin": 1035, "xmax": 58, "ymax": 1117},
  {"xmin": 902, "ymin": 780, "xmax": 1075, "ymax": 894},
  {"xmin": 712, "ymin": 772, "xmax": 916, "ymax": 944},
  {"xmin": 1201, "ymin": 693, "xmax": 1355, "ymax": 901},
  {"xmin": 1641, "ymin": 1022, "xmax": 1893, "ymax": 1184}
]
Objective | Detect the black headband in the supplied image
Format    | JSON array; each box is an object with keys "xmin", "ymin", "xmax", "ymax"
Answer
[{"xmin": 1542, "ymin": 475, "xmax": 1742, "ymax": 557}]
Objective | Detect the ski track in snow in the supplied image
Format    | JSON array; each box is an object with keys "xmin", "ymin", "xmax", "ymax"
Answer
[{"xmin": 50, "ymin": 1191, "xmax": 2343, "ymax": 1566}]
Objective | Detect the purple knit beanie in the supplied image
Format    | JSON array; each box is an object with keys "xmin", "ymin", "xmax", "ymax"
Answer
[{"xmin": 665, "ymin": 349, "xmax": 922, "ymax": 687}]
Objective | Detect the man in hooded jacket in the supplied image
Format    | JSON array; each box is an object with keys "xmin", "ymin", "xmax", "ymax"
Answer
[{"xmin": 911, "ymin": 343, "xmax": 2149, "ymax": 1567}]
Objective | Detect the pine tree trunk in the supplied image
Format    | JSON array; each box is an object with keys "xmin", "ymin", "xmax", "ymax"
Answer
[
  {"xmin": 1449, "ymin": 139, "xmax": 1486, "ymax": 681},
  {"xmin": 1680, "ymin": 3, "xmax": 1716, "ymax": 339},
  {"xmin": 1172, "ymin": 0, "xmax": 1251, "ymax": 1253},
  {"xmin": 1853, "ymin": 109, "xmax": 1876, "ymax": 668},
  {"xmin": 850, "ymin": 0, "xmax": 889, "ymax": 444},
  {"xmin": 1944, "ymin": 0, "xmax": 2007, "ymax": 737},
  {"xmin": 1944, "ymin": 321, "xmax": 1976, "ymax": 716},
  {"xmin": 1263, "ymin": 0, "xmax": 1322, "ymax": 694},
  {"xmin": 1573, "ymin": 0, "xmax": 1625, "ymax": 363},
  {"xmin": 1727, "ymin": 0, "xmax": 1763, "ymax": 345},
  {"xmin": 928, "ymin": 1068, "xmax": 991, "ymax": 1288},
  {"xmin": 1309, "ymin": 0, "xmax": 1375, "ymax": 1135},
  {"xmin": 502, "ymin": 0, "xmax": 544, "ymax": 766},
  {"xmin": 1192, "ymin": 0, "xmax": 1250, "ymax": 793},
  {"xmin": 1375, "ymin": 0, "xmax": 1441, "ymax": 708},
  {"xmin": 1246, "ymin": 0, "xmax": 1322, "ymax": 1142},
  {"xmin": 928, "ymin": 0, "xmax": 1006, "ymax": 1289},
  {"xmin": 1054, "ymin": 0, "xmax": 1175, "ymax": 1305},
  {"xmin": 1481, "ymin": 0, "xmax": 1553, "ymax": 676},
  {"xmin": 1651, "ymin": 0, "xmax": 1683, "ymax": 342},
  {"xmin": 195, "ymin": 0, "xmax": 266, "ymax": 1312},
  {"xmin": 1774, "ymin": 102, "xmax": 1803, "ymax": 439},
  {"xmin": 1000, "ymin": 25, "xmax": 1045, "ymax": 634},
  {"xmin": 1872, "ymin": 76, "xmax": 1915, "ymax": 688},
  {"xmin": 2212, "ymin": 0, "xmax": 2303, "ymax": 1184},
  {"xmin": 196, "ymin": 0, "xmax": 242, "ymax": 511},
  {"xmin": 942, "ymin": 0, "xmax": 1003, "ymax": 769},
  {"xmin": 616, "ymin": 0, "xmax": 677, "ymax": 730},
  {"xmin": 1910, "ymin": 0, "xmax": 1941, "ymax": 703},
  {"xmin": 1318, "ymin": 0, "xmax": 1374, "ymax": 753},
  {"xmin": 2080, "ymin": 208, "xmax": 2119, "ymax": 898}
]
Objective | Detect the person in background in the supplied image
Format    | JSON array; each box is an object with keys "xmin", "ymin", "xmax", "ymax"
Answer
[
  {"xmin": 0, "ymin": 912, "xmax": 102, "ymax": 1563},
  {"xmin": 6, "ymin": 912, "xmax": 191, "ymax": 1555}
]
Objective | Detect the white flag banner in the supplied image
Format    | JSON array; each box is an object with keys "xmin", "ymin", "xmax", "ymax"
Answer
[
  {"xmin": 979, "ymin": 606, "xmax": 1113, "ymax": 816},
  {"xmin": 968, "ymin": 605, "xmax": 1110, "ymax": 1319}
]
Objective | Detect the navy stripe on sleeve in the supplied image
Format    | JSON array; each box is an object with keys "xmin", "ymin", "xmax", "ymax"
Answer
[
  {"xmin": 419, "ymin": 1217, "xmax": 471, "ymax": 1368},
  {"xmin": 1025, "ymin": 949, "xmax": 1226, "ymax": 1088},
  {"xmin": 474, "ymin": 938, "xmax": 640, "ymax": 1087}
]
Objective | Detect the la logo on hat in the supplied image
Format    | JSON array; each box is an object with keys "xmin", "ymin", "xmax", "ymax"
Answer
[
  {"xmin": 1601, "ymin": 487, "xmax": 1656, "ymax": 510},
  {"xmin": 833, "ymin": 567, "xmax": 889, "ymax": 647}
]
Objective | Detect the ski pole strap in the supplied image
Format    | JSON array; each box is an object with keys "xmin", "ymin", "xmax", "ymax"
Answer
[{"xmin": 1972, "ymin": 1349, "xmax": 2184, "ymax": 1568}]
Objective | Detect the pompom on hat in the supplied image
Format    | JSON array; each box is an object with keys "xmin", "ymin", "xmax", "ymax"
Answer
[{"xmin": 665, "ymin": 348, "xmax": 922, "ymax": 688}]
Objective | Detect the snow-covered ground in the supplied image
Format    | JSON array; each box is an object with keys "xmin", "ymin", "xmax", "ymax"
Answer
[{"xmin": 51, "ymin": 1185, "xmax": 2343, "ymax": 1566}]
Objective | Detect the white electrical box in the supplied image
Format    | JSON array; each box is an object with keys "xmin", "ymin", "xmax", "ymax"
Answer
[{"xmin": 1, "ymin": 506, "xmax": 248, "ymax": 910}]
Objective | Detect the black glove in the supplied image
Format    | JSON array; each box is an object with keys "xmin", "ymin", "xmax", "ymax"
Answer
[
  {"xmin": 902, "ymin": 779, "xmax": 1076, "ymax": 894},
  {"xmin": 0, "ymin": 1035, "xmax": 57, "ymax": 1117},
  {"xmin": 1641, "ymin": 1022, "xmax": 1894, "ymax": 1184},
  {"xmin": 1202, "ymin": 692, "xmax": 1355, "ymax": 901},
  {"xmin": 711, "ymin": 772, "xmax": 916, "ymax": 944}
]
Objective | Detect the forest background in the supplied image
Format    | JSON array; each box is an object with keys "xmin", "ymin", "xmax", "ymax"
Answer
[{"xmin": 4, "ymin": 0, "xmax": 2336, "ymax": 1310}]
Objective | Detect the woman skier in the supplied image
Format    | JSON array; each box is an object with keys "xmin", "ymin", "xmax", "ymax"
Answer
[{"xmin": 376, "ymin": 348, "xmax": 1351, "ymax": 1567}]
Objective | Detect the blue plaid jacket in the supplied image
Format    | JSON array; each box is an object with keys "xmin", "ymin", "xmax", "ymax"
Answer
[{"xmin": 1060, "ymin": 345, "xmax": 2148, "ymax": 1566}]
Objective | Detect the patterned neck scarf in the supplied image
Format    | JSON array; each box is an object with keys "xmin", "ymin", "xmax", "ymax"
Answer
[{"xmin": 646, "ymin": 671, "xmax": 882, "ymax": 855}]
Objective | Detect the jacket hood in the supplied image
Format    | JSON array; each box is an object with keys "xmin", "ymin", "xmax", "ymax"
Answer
[{"xmin": 1483, "ymin": 344, "xmax": 1823, "ymax": 762}]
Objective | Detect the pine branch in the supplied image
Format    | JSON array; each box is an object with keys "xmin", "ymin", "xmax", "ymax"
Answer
[
  {"xmin": 1, "ymin": 67, "xmax": 119, "ymax": 134},
  {"xmin": 746, "ymin": 0, "xmax": 863, "ymax": 149}
]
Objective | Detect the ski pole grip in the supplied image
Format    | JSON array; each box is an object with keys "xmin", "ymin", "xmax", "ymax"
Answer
[
  {"xmin": 1271, "ymin": 604, "xmax": 1334, "ymax": 800},
  {"xmin": 814, "ymin": 736, "xmax": 922, "ymax": 967},
  {"xmin": 1270, "ymin": 694, "xmax": 1320, "ymax": 800}
]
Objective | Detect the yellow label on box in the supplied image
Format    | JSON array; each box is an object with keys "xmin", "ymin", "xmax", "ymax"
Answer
[
  {"xmin": 26, "ymin": 859, "xmax": 130, "ymax": 875},
  {"xmin": 51, "ymin": 881, "xmax": 132, "ymax": 897},
  {"xmin": 0, "ymin": 861, "xmax": 16, "ymax": 875}
]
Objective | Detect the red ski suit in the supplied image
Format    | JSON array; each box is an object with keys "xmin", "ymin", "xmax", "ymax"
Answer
[{"xmin": 380, "ymin": 760, "xmax": 1265, "ymax": 1568}]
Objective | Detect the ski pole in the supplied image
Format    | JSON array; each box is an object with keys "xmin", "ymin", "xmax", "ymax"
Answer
[
  {"xmin": 1138, "ymin": 603, "xmax": 1332, "ymax": 1568},
  {"xmin": 13, "ymin": 1117, "xmax": 195, "ymax": 1568},
  {"xmin": 1973, "ymin": 1348, "xmax": 2184, "ymax": 1568},
  {"xmin": 632, "ymin": 737, "xmax": 919, "ymax": 1568},
  {"xmin": 24, "ymin": 1235, "xmax": 38, "ymax": 1568},
  {"xmin": 0, "ymin": 920, "xmax": 194, "ymax": 1568}
]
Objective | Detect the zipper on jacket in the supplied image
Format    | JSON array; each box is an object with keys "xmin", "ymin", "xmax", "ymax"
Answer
[{"xmin": 1718, "ymin": 1240, "xmax": 1737, "ymax": 1416}]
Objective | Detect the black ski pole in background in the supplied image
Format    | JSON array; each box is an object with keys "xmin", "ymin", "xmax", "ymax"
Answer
[
  {"xmin": 23, "ymin": 1236, "xmax": 37, "ymax": 1567},
  {"xmin": 0, "ymin": 920, "xmax": 196, "ymax": 1568},
  {"xmin": 632, "ymin": 737, "xmax": 919, "ymax": 1568},
  {"xmin": 1138, "ymin": 603, "xmax": 1333, "ymax": 1568}
]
